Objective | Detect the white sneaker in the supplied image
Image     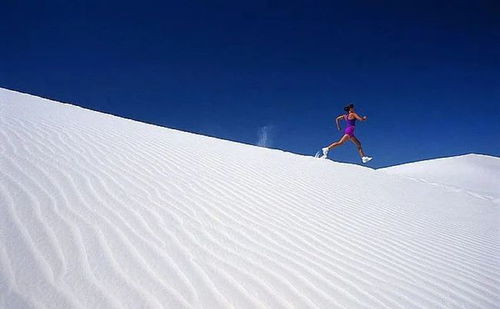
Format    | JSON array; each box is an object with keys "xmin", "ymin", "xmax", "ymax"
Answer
[
  {"xmin": 321, "ymin": 147, "xmax": 329, "ymax": 159},
  {"xmin": 362, "ymin": 156, "xmax": 372, "ymax": 163}
]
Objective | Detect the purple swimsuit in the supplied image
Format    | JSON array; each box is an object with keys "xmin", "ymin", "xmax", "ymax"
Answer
[{"xmin": 344, "ymin": 114, "xmax": 356, "ymax": 137}]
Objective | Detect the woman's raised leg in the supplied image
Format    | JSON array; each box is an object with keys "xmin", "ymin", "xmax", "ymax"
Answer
[{"xmin": 350, "ymin": 136, "xmax": 366, "ymax": 158}]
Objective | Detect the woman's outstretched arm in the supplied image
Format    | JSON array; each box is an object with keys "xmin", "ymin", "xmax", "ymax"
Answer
[{"xmin": 352, "ymin": 112, "xmax": 367, "ymax": 121}]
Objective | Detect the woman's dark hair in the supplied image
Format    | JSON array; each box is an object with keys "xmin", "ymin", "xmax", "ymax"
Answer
[{"xmin": 344, "ymin": 103, "xmax": 354, "ymax": 112}]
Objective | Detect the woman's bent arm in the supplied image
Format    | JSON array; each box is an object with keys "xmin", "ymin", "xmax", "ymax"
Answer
[{"xmin": 336, "ymin": 115, "xmax": 343, "ymax": 130}]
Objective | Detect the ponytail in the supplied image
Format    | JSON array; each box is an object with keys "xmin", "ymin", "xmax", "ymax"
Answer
[{"xmin": 344, "ymin": 103, "xmax": 354, "ymax": 112}]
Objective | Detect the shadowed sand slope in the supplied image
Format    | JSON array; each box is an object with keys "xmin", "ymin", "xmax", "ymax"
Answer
[
  {"xmin": 381, "ymin": 154, "xmax": 500, "ymax": 200},
  {"xmin": 0, "ymin": 88, "xmax": 499, "ymax": 308}
]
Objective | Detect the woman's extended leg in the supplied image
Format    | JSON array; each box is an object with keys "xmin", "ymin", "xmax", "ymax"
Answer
[
  {"xmin": 327, "ymin": 134, "xmax": 351, "ymax": 150},
  {"xmin": 350, "ymin": 136, "xmax": 366, "ymax": 158}
]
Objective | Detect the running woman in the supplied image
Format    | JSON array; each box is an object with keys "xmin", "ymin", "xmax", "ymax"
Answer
[{"xmin": 321, "ymin": 103, "xmax": 372, "ymax": 163}]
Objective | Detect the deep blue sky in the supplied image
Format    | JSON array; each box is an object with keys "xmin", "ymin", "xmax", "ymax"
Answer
[{"xmin": 1, "ymin": 1, "xmax": 499, "ymax": 167}]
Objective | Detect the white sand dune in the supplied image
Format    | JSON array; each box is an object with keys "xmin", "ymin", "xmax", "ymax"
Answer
[
  {"xmin": 381, "ymin": 154, "xmax": 500, "ymax": 198},
  {"xmin": 0, "ymin": 88, "xmax": 499, "ymax": 308}
]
